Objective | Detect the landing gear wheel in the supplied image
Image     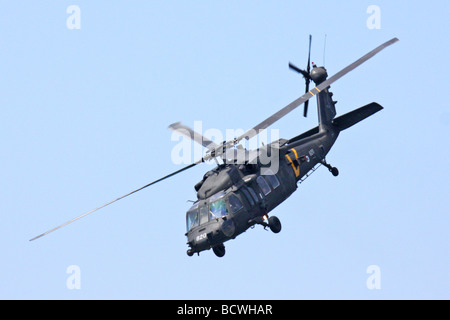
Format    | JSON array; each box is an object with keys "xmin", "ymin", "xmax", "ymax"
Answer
[
  {"xmin": 186, "ymin": 249, "xmax": 194, "ymax": 257},
  {"xmin": 331, "ymin": 167, "xmax": 339, "ymax": 177},
  {"xmin": 212, "ymin": 244, "xmax": 226, "ymax": 258},
  {"xmin": 321, "ymin": 159, "xmax": 339, "ymax": 177},
  {"xmin": 268, "ymin": 216, "xmax": 282, "ymax": 233}
]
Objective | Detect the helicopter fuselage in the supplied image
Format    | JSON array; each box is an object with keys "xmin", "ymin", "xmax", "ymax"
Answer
[{"xmin": 186, "ymin": 90, "xmax": 340, "ymax": 257}]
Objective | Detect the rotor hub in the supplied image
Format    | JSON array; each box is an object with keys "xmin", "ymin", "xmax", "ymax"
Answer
[{"xmin": 310, "ymin": 66, "xmax": 328, "ymax": 84}]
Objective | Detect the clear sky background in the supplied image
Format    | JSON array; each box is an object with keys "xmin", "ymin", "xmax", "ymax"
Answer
[{"xmin": 0, "ymin": 1, "xmax": 448, "ymax": 299}]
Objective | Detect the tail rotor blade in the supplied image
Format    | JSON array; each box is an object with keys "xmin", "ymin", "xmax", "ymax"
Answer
[
  {"xmin": 304, "ymin": 78, "xmax": 310, "ymax": 117},
  {"xmin": 303, "ymin": 100, "xmax": 309, "ymax": 118},
  {"xmin": 307, "ymin": 34, "xmax": 312, "ymax": 73},
  {"xmin": 289, "ymin": 62, "xmax": 309, "ymax": 79}
]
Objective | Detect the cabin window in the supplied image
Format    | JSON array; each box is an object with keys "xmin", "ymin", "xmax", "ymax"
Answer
[
  {"xmin": 257, "ymin": 176, "xmax": 271, "ymax": 196},
  {"xmin": 186, "ymin": 208, "xmax": 199, "ymax": 232},
  {"xmin": 248, "ymin": 187, "xmax": 260, "ymax": 202},
  {"xmin": 199, "ymin": 205, "xmax": 209, "ymax": 225},
  {"xmin": 241, "ymin": 188, "xmax": 254, "ymax": 206},
  {"xmin": 263, "ymin": 169, "xmax": 280, "ymax": 189},
  {"xmin": 228, "ymin": 194, "xmax": 243, "ymax": 213},
  {"xmin": 209, "ymin": 199, "xmax": 228, "ymax": 219}
]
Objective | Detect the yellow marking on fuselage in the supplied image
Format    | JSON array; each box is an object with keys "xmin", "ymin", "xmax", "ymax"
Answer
[{"xmin": 285, "ymin": 154, "xmax": 300, "ymax": 177}]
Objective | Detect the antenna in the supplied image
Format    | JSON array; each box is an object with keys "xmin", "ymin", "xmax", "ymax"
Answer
[{"xmin": 323, "ymin": 34, "xmax": 327, "ymax": 66}]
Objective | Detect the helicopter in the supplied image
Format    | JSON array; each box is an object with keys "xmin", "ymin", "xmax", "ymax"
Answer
[{"xmin": 30, "ymin": 37, "xmax": 399, "ymax": 258}]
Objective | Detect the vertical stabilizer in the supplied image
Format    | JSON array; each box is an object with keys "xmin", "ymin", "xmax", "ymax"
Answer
[{"xmin": 316, "ymin": 87, "xmax": 337, "ymax": 130}]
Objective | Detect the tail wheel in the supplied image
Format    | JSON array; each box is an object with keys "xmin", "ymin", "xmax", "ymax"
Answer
[
  {"xmin": 331, "ymin": 167, "xmax": 339, "ymax": 176},
  {"xmin": 269, "ymin": 216, "xmax": 282, "ymax": 233}
]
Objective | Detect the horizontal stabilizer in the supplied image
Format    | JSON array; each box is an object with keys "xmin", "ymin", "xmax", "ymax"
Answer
[{"xmin": 332, "ymin": 102, "xmax": 383, "ymax": 131}]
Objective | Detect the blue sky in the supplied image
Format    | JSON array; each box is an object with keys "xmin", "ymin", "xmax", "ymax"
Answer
[{"xmin": 0, "ymin": 1, "xmax": 449, "ymax": 299}]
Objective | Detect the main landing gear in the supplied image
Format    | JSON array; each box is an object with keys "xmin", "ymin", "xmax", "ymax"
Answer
[
  {"xmin": 211, "ymin": 215, "xmax": 282, "ymax": 258},
  {"xmin": 268, "ymin": 216, "xmax": 282, "ymax": 233},
  {"xmin": 320, "ymin": 159, "xmax": 339, "ymax": 177},
  {"xmin": 189, "ymin": 215, "xmax": 283, "ymax": 258},
  {"xmin": 249, "ymin": 215, "xmax": 282, "ymax": 233},
  {"xmin": 187, "ymin": 244, "xmax": 226, "ymax": 258},
  {"xmin": 212, "ymin": 243, "xmax": 226, "ymax": 258}
]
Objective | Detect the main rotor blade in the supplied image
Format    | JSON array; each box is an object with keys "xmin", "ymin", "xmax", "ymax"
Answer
[
  {"xmin": 169, "ymin": 121, "xmax": 218, "ymax": 151},
  {"xmin": 29, "ymin": 161, "xmax": 201, "ymax": 241},
  {"xmin": 236, "ymin": 37, "xmax": 399, "ymax": 141}
]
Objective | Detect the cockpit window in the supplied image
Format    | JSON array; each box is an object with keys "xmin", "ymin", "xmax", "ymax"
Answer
[
  {"xmin": 256, "ymin": 175, "xmax": 271, "ymax": 195},
  {"xmin": 209, "ymin": 199, "xmax": 228, "ymax": 219},
  {"xmin": 228, "ymin": 194, "xmax": 243, "ymax": 213},
  {"xmin": 186, "ymin": 208, "xmax": 199, "ymax": 232},
  {"xmin": 199, "ymin": 205, "xmax": 209, "ymax": 225},
  {"xmin": 209, "ymin": 191, "xmax": 226, "ymax": 202}
]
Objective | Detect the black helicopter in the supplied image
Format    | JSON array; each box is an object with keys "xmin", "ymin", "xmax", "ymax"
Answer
[{"xmin": 30, "ymin": 37, "xmax": 399, "ymax": 258}]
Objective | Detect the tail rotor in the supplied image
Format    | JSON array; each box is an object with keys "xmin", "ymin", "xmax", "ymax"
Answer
[{"xmin": 289, "ymin": 34, "xmax": 312, "ymax": 117}]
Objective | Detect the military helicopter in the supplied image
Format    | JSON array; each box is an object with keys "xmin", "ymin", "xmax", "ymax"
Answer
[{"xmin": 30, "ymin": 37, "xmax": 399, "ymax": 258}]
